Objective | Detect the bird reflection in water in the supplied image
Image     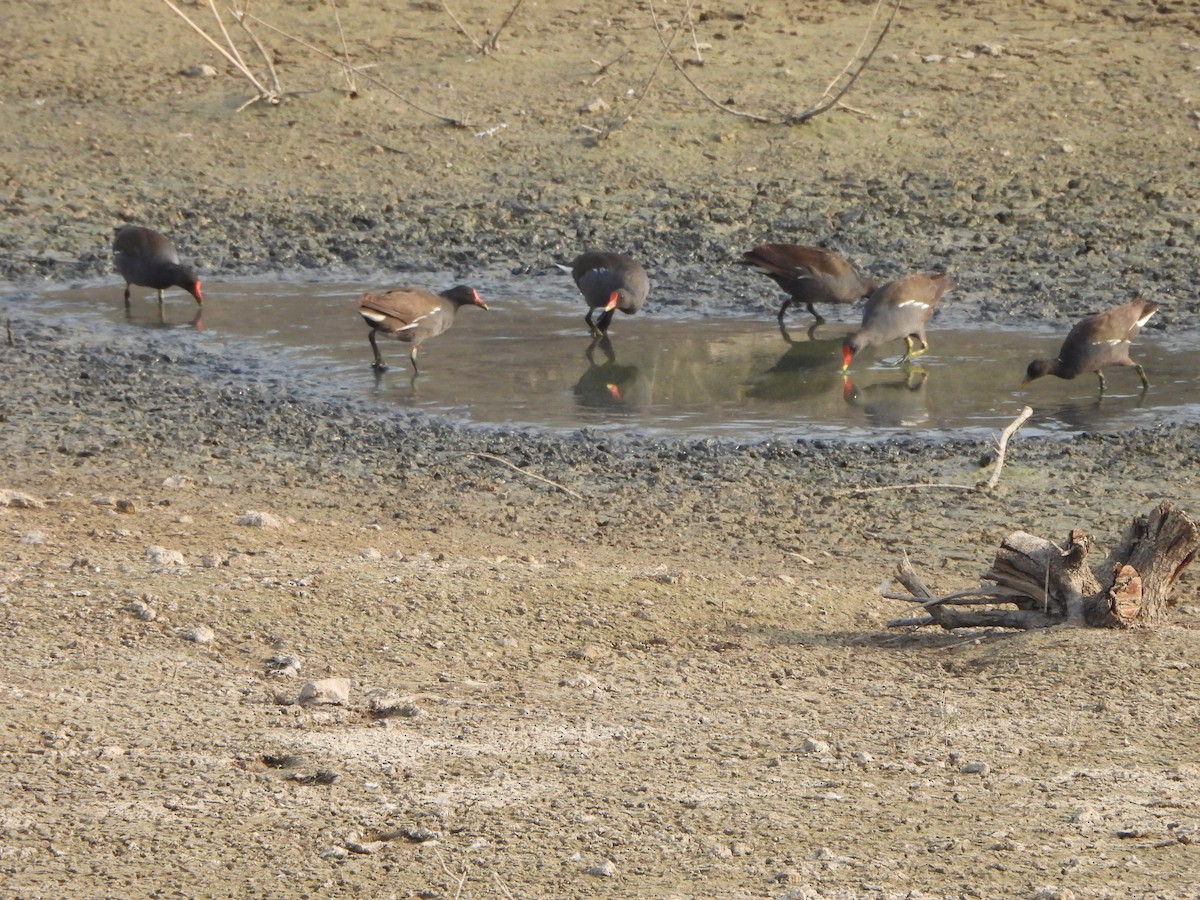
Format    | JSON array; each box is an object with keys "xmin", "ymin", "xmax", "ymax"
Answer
[
  {"xmin": 573, "ymin": 335, "xmax": 646, "ymax": 414},
  {"xmin": 842, "ymin": 367, "xmax": 930, "ymax": 428},
  {"xmin": 123, "ymin": 302, "xmax": 204, "ymax": 332},
  {"xmin": 743, "ymin": 320, "xmax": 842, "ymax": 401}
]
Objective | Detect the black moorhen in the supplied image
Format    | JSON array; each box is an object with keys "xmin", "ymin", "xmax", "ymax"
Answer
[
  {"xmin": 842, "ymin": 272, "xmax": 956, "ymax": 370},
  {"xmin": 1023, "ymin": 298, "xmax": 1157, "ymax": 394},
  {"xmin": 558, "ymin": 252, "xmax": 649, "ymax": 337},
  {"xmin": 739, "ymin": 243, "xmax": 875, "ymax": 323},
  {"xmin": 112, "ymin": 225, "xmax": 203, "ymax": 307},
  {"xmin": 357, "ymin": 285, "xmax": 488, "ymax": 373}
]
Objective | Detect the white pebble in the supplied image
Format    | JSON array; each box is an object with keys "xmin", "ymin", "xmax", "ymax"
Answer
[
  {"xmin": 183, "ymin": 625, "xmax": 215, "ymax": 644},
  {"xmin": 299, "ymin": 678, "xmax": 352, "ymax": 706},
  {"xmin": 585, "ymin": 860, "xmax": 616, "ymax": 877},
  {"xmin": 800, "ymin": 738, "xmax": 830, "ymax": 754},
  {"xmin": 237, "ymin": 511, "xmax": 282, "ymax": 528},
  {"xmin": 146, "ymin": 545, "xmax": 185, "ymax": 567}
]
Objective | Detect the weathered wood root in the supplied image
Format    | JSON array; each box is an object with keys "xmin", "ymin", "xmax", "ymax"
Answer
[{"xmin": 887, "ymin": 501, "xmax": 1197, "ymax": 631}]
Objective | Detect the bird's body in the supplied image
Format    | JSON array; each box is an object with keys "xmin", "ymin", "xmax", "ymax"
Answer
[
  {"xmin": 357, "ymin": 284, "xmax": 487, "ymax": 373},
  {"xmin": 1023, "ymin": 298, "xmax": 1157, "ymax": 394},
  {"xmin": 842, "ymin": 272, "xmax": 956, "ymax": 370},
  {"xmin": 740, "ymin": 244, "xmax": 875, "ymax": 323},
  {"xmin": 113, "ymin": 225, "xmax": 202, "ymax": 306},
  {"xmin": 558, "ymin": 252, "xmax": 649, "ymax": 336}
]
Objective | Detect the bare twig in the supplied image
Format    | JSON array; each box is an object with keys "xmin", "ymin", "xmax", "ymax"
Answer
[
  {"xmin": 5, "ymin": 318, "xmax": 12, "ymax": 348},
  {"xmin": 647, "ymin": 0, "xmax": 774, "ymax": 123},
  {"xmin": 329, "ymin": 0, "xmax": 358, "ymax": 95},
  {"xmin": 441, "ymin": 2, "xmax": 485, "ymax": 52},
  {"xmin": 230, "ymin": 2, "xmax": 283, "ymax": 97},
  {"xmin": 599, "ymin": 12, "xmax": 681, "ymax": 138},
  {"xmin": 983, "ymin": 405, "xmax": 1033, "ymax": 491},
  {"xmin": 470, "ymin": 452, "xmax": 583, "ymax": 500},
  {"xmin": 838, "ymin": 406, "xmax": 1034, "ymax": 497},
  {"xmin": 242, "ymin": 12, "xmax": 471, "ymax": 126},
  {"xmin": 818, "ymin": 0, "xmax": 886, "ymax": 102},
  {"xmin": 483, "ymin": 0, "xmax": 527, "ymax": 54},
  {"xmin": 784, "ymin": 0, "xmax": 900, "ymax": 125},
  {"xmin": 648, "ymin": 0, "xmax": 901, "ymax": 126},
  {"xmin": 159, "ymin": 0, "xmax": 277, "ymax": 105},
  {"xmin": 491, "ymin": 871, "xmax": 518, "ymax": 900}
]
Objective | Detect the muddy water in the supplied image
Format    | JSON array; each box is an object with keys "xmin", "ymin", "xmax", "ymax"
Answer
[{"xmin": 36, "ymin": 276, "xmax": 1199, "ymax": 441}]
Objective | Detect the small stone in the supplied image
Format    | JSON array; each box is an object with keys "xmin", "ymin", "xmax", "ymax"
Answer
[
  {"xmin": 922, "ymin": 53, "xmax": 945, "ymax": 63},
  {"xmin": 126, "ymin": 600, "xmax": 157, "ymax": 621},
  {"xmin": 0, "ymin": 489, "xmax": 45, "ymax": 509},
  {"xmin": 579, "ymin": 97, "xmax": 610, "ymax": 114},
  {"xmin": 237, "ymin": 511, "xmax": 282, "ymax": 528},
  {"xmin": 162, "ymin": 475, "xmax": 193, "ymax": 488},
  {"xmin": 115, "ymin": 499, "xmax": 136, "ymax": 514},
  {"xmin": 559, "ymin": 673, "xmax": 595, "ymax": 689},
  {"xmin": 366, "ymin": 691, "xmax": 420, "ymax": 718},
  {"xmin": 319, "ymin": 846, "xmax": 349, "ymax": 860},
  {"xmin": 146, "ymin": 545, "xmax": 185, "ymax": 567},
  {"xmin": 800, "ymin": 738, "xmax": 830, "ymax": 754},
  {"xmin": 298, "ymin": 678, "xmax": 352, "ymax": 706},
  {"xmin": 183, "ymin": 625, "xmax": 215, "ymax": 644},
  {"xmin": 267, "ymin": 654, "xmax": 302, "ymax": 676},
  {"xmin": 182, "ymin": 64, "xmax": 219, "ymax": 78},
  {"xmin": 20, "ymin": 531, "xmax": 45, "ymax": 545},
  {"xmin": 962, "ymin": 761, "xmax": 990, "ymax": 775},
  {"xmin": 344, "ymin": 839, "xmax": 386, "ymax": 855},
  {"xmin": 360, "ymin": 548, "xmax": 383, "ymax": 560},
  {"xmin": 585, "ymin": 860, "xmax": 616, "ymax": 877},
  {"xmin": 1033, "ymin": 888, "xmax": 1076, "ymax": 900}
]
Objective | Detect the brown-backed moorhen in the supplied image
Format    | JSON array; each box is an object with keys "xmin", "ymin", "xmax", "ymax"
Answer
[
  {"xmin": 112, "ymin": 225, "xmax": 203, "ymax": 307},
  {"xmin": 842, "ymin": 272, "xmax": 956, "ymax": 370},
  {"xmin": 357, "ymin": 285, "xmax": 488, "ymax": 373},
  {"xmin": 1022, "ymin": 298, "xmax": 1157, "ymax": 394},
  {"xmin": 557, "ymin": 252, "xmax": 649, "ymax": 336},
  {"xmin": 740, "ymin": 243, "xmax": 875, "ymax": 323}
]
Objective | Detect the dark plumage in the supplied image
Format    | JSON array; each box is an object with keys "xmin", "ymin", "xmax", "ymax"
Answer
[
  {"xmin": 558, "ymin": 252, "xmax": 649, "ymax": 336},
  {"xmin": 842, "ymin": 273, "xmax": 956, "ymax": 370},
  {"xmin": 740, "ymin": 244, "xmax": 875, "ymax": 322},
  {"xmin": 113, "ymin": 225, "xmax": 203, "ymax": 306},
  {"xmin": 1023, "ymin": 298, "xmax": 1157, "ymax": 394},
  {"xmin": 357, "ymin": 284, "xmax": 488, "ymax": 373}
]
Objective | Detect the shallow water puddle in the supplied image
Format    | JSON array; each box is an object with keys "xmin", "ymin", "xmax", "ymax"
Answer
[{"xmin": 35, "ymin": 276, "xmax": 1199, "ymax": 441}]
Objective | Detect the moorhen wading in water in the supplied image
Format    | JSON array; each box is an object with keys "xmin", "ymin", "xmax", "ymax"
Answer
[
  {"xmin": 739, "ymin": 243, "xmax": 875, "ymax": 323},
  {"xmin": 357, "ymin": 285, "xmax": 488, "ymax": 374},
  {"xmin": 842, "ymin": 272, "xmax": 956, "ymax": 370},
  {"xmin": 113, "ymin": 225, "xmax": 203, "ymax": 307},
  {"xmin": 1022, "ymin": 298, "xmax": 1157, "ymax": 394},
  {"xmin": 558, "ymin": 252, "xmax": 649, "ymax": 337}
]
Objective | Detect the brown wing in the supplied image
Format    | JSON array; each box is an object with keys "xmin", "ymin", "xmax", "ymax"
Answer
[{"xmin": 358, "ymin": 290, "xmax": 444, "ymax": 339}]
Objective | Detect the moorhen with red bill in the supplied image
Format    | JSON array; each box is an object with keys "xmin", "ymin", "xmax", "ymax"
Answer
[
  {"xmin": 558, "ymin": 252, "xmax": 649, "ymax": 337},
  {"xmin": 1023, "ymin": 298, "xmax": 1157, "ymax": 394},
  {"xmin": 842, "ymin": 272, "xmax": 956, "ymax": 370},
  {"xmin": 358, "ymin": 285, "xmax": 488, "ymax": 373},
  {"xmin": 740, "ymin": 243, "xmax": 875, "ymax": 323},
  {"xmin": 113, "ymin": 225, "xmax": 203, "ymax": 307}
]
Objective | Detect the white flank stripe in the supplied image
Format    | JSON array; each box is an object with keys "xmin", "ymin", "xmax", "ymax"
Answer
[
  {"xmin": 896, "ymin": 300, "xmax": 930, "ymax": 309},
  {"xmin": 1136, "ymin": 310, "xmax": 1156, "ymax": 327},
  {"xmin": 360, "ymin": 311, "xmax": 386, "ymax": 324}
]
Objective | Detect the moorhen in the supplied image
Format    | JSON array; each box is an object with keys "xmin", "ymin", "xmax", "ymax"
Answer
[
  {"xmin": 357, "ymin": 284, "xmax": 488, "ymax": 373},
  {"xmin": 1022, "ymin": 298, "xmax": 1158, "ymax": 394},
  {"xmin": 842, "ymin": 272, "xmax": 956, "ymax": 370},
  {"xmin": 740, "ymin": 243, "xmax": 875, "ymax": 323},
  {"xmin": 558, "ymin": 252, "xmax": 649, "ymax": 337},
  {"xmin": 112, "ymin": 225, "xmax": 203, "ymax": 307}
]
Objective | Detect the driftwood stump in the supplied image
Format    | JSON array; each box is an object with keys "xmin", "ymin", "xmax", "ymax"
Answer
[{"xmin": 888, "ymin": 500, "xmax": 1197, "ymax": 631}]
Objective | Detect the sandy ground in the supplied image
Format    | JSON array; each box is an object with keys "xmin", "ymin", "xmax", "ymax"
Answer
[{"xmin": 2, "ymin": 1, "xmax": 1200, "ymax": 898}]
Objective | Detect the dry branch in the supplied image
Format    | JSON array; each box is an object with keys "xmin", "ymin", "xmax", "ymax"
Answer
[
  {"xmin": 886, "ymin": 501, "xmax": 1198, "ymax": 631},
  {"xmin": 469, "ymin": 453, "xmax": 582, "ymax": 500},
  {"xmin": 646, "ymin": 0, "xmax": 901, "ymax": 126}
]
